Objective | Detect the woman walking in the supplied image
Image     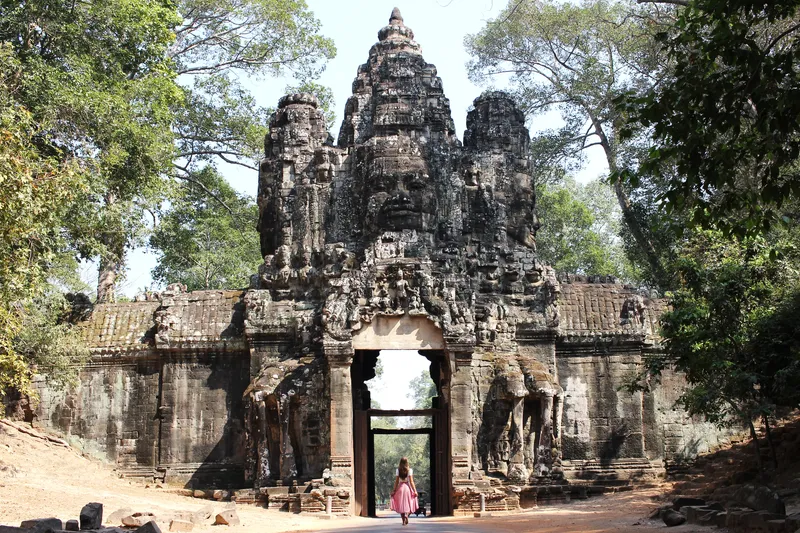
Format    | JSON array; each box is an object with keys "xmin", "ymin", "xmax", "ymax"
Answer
[{"xmin": 390, "ymin": 457, "xmax": 418, "ymax": 526}]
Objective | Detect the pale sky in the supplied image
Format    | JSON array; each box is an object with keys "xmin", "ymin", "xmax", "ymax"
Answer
[
  {"xmin": 118, "ymin": 0, "xmax": 608, "ymax": 295},
  {"xmin": 367, "ymin": 350, "xmax": 433, "ymax": 426}
]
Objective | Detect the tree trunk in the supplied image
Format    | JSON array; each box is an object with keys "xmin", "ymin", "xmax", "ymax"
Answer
[
  {"xmin": 762, "ymin": 415, "xmax": 778, "ymax": 469},
  {"xmin": 747, "ymin": 418, "xmax": 765, "ymax": 475},
  {"xmin": 96, "ymin": 193, "xmax": 125, "ymax": 303},
  {"xmin": 96, "ymin": 255, "xmax": 119, "ymax": 303},
  {"xmin": 591, "ymin": 117, "xmax": 668, "ymax": 287}
]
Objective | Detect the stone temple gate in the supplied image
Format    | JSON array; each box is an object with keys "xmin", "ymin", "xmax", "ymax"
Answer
[{"xmin": 31, "ymin": 9, "xmax": 730, "ymax": 516}]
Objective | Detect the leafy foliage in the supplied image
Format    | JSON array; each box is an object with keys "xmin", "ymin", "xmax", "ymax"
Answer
[
  {"xmin": 0, "ymin": 45, "xmax": 90, "ymax": 403},
  {"xmin": 623, "ymin": 0, "xmax": 800, "ymax": 238},
  {"xmin": 170, "ymin": 0, "xmax": 336, "ymax": 176},
  {"xmin": 536, "ymin": 177, "xmax": 636, "ymax": 279},
  {"xmin": 14, "ymin": 290, "xmax": 91, "ymax": 391},
  {"xmin": 150, "ymin": 166, "xmax": 261, "ymax": 291},
  {"xmin": 0, "ymin": 0, "xmax": 184, "ymax": 302},
  {"xmin": 170, "ymin": 0, "xmax": 335, "ymax": 78},
  {"xmin": 634, "ymin": 229, "xmax": 800, "ymax": 424}
]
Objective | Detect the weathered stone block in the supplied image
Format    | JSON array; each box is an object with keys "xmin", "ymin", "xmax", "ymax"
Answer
[
  {"xmin": 79, "ymin": 503, "xmax": 103, "ymax": 530},
  {"xmin": 167, "ymin": 521, "xmax": 192, "ymax": 532},
  {"xmin": 662, "ymin": 509, "xmax": 686, "ymax": 527},
  {"xmin": 734, "ymin": 485, "xmax": 786, "ymax": 515},
  {"xmin": 20, "ymin": 519, "xmax": 62, "ymax": 533},
  {"xmin": 214, "ymin": 511, "xmax": 240, "ymax": 526},
  {"xmin": 122, "ymin": 513, "xmax": 155, "ymax": 528},
  {"xmin": 105, "ymin": 508, "xmax": 130, "ymax": 527},
  {"xmin": 134, "ymin": 522, "xmax": 161, "ymax": 533}
]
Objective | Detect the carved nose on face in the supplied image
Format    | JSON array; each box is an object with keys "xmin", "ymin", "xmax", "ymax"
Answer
[{"xmin": 390, "ymin": 192, "xmax": 411, "ymax": 203}]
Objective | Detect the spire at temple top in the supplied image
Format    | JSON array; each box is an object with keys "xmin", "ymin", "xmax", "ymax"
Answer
[
  {"xmin": 378, "ymin": 6, "xmax": 415, "ymax": 42},
  {"xmin": 390, "ymin": 7, "xmax": 404, "ymax": 26}
]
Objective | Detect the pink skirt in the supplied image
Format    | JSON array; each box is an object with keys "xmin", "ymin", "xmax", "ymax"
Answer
[{"xmin": 390, "ymin": 482, "xmax": 418, "ymax": 514}]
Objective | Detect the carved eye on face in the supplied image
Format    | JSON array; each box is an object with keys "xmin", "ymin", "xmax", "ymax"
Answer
[
  {"xmin": 407, "ymin": 174, "xmax": 426, "ymax": 190},
  {"xmin": 372, "ymin": 176, "xmax": 389, "ymax": 192}
]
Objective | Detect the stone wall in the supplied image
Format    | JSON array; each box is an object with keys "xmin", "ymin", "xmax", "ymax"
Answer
[
  {"xmin": 158, "ymin": 353, "xmax": 250, "ymax": 487},
  {"xmin": 34, "ymin": 355, "xmax": 160, "ymax": 469},
  {"xmin": 652, "ymin": 368, "xmax": 740, "ymax": 468},
  {"xmin": 558, "ymin": 348, "xmax": 646, "ymax": 461}
]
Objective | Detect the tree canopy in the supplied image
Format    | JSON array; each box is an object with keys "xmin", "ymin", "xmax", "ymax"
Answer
[
  {"xmin": 535, "ymin": 177, "xmax": 636, "ymax": 279},
  {"xmin": 0, "ymin": 0, "xmax": 334, "ymax": 404},
  {"xmin": 623, "ymin": 0, "xmax": 800, "ymax": 238},
  {"xmin": 149, "ymin": 166, "xmax": 262, "ymax": 291}
]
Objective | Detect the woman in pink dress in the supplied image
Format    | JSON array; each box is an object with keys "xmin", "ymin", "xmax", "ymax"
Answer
[{"xmin": 390, "ymin": 457, "xmax": 418, "ymax": 525}]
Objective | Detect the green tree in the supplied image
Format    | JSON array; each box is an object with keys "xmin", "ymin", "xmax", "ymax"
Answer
[
  {"xmin": 536, "ymin": 177, "xmax": 636, "ymax": 279},
  {"xmin": 0, "ymin": 45, "xmax": 92, "ymax": 405},
  {"xmin": 623, "ymin": 0, "xmax": 800, "ymax": 239},
  {"xmin": 408, "ymin": 370, "xmax": 437, "ymax": 410},
  {"xmin": 631, "ymin": 228, "xmax": 800, "ymax": 468},
  {"xmin": 0, "ymin": 0, "xmax": 183, "ymax": 302},
  {"xmin": 170, "ymin": 0, "xmax": 336, "ymax": 176},
  {"xmin": 150, "ymin": 167, "xmax": 261, "ymax": 291},
  {"xmin": 1, "ymin": 0, "xmax": 336, "ymax": 302},
  {"xmin": 466, "ymin": 0, "xmax": 674, "ymax": 285}
]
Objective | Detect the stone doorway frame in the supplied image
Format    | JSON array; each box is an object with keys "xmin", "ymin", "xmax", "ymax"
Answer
[
  {"xmin": 349, "ymin": 347, "xmax": 454, "ymax": 517},
  {"xmin": 366, "ymin": 409, "xmax": 437, "ymax": 517}
]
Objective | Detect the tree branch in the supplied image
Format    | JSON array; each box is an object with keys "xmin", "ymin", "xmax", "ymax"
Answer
[
  {"xmin": 172, "ymin": 165, "xmax": 235, "ymax": 217},
  {"xmin": 636, "ymin": 0, "xmax": 688, "ymax": 6}
]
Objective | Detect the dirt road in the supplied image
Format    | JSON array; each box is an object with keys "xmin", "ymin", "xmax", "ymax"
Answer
[{"xmin": 0, "ymin": 421, "xmax": 710, "ymax": 533}]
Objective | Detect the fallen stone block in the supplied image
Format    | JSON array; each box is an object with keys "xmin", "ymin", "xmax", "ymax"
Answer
[
  {"xmin": 727, "ymin": 510, "xmax": 748, "ymax": 528},
  {"xmin": 64, "ymin": 521, "xmax": 79, "ymax": 532},
  {"xmin": 214, "ymin": 511, "xmax": 240, "ymax": 526},
  {"xmin": 20, "ymin": 519, "xmax": 62, "ymax": 533},
  {"xmin": 106, "ymin": 508, "xmax": 132, "ymax": 526},
  {"xmin": 212, "ymin": 490, "xmax": 229, "ymax": 501},
  {"xmin": 80, "ymin": 503, "xmax": 103, "ymax": 530},
  {"xmin": 135, "ymin": 523, "xmax": 161, "ymax": 533},
  {"xmin": 168, "ymin": 520, "xmax": 192, "ymax": 532},
  {"xmin": 739, "ymin": 510, "xmax": 784, "ymax": 531},
  {"xmin": 190, "ymin": 506, "xmax": 214, "ymax": 526},
  {"xmin": 713, "ymin": 511, "xmax": 729, "ymax": 527},
  {"xmin": 766, "ymin": 519, "xmax": 786, "ymax": 533},
  {"xmin": 662, "ymin": 509, "xmax": 686, "ymax": 527},
  {"xmin": 673, "ymin": 496, "xmax": 706, "ymax": 510},
  {"xmin": 122, "ymin": 513, "xmax": 156, "ymax": 528},
  {"xmin": 734, "ymin": 484, "xmax": 786, "ymax": 515},
  {"xmin": 684, "ymin": 505, "xmax": 714, "ymax": 524},
  {"xmin": 698, "ymin": 512, "xmax": 719, "ymax": 526},
  {"xmin": 705, "ymin": 501, "xmax": 726, "ymax": 511},
  {"xmin": 1, "ymin": 527, "xmax": 32, "ymax": 533}
]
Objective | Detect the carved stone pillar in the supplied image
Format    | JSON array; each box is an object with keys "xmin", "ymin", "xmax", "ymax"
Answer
[
  {"xmin": 449, "ymin": 350, "xmax": 473, "ymax": 478},
  {"xmin": 325, "ymin": 338, "xmax": 354, "ymax": 489},
  {"xmin": 507, "ymin": 396, "xmax": 528, "ymax": 481},
  {"xmin": 535, "ymin": 391, "xmax": 555, "ymax": 477}
]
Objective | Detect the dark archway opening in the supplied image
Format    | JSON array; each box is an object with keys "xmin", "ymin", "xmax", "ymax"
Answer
[{"xmin": 351, "ymin": 349, "xmax": 452, "ymax": 517}]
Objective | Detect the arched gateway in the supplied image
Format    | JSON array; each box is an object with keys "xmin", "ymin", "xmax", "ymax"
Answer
[{"xmin": 31, "ymin": 8, "xmax": 731, "ymax": 519}]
